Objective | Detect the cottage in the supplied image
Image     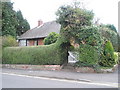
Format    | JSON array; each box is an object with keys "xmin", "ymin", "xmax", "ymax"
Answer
[{"xmin": 18, "ymin": 20, "xmax": 61, "ymax": 46}]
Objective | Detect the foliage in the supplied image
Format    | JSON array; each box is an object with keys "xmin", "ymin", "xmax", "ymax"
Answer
[
  {"xmin": 2, "ymin": 2, "xmax": 30, "ymax": 37},
  {"xmin": 114, "ymin": 52, "xmax": 119, "ymax": 64},
  {"xmin": 56, "ymin": 4, "xmax": 94, "ymax": 40},
  {"xmin": 2, "ymin": 35, "xmax": 18, "ymax": 48},
  {"xmin": 2, "ymin": 34, "xmax": 69, "ymax": 65},
  {"xmin": 44, "ymin": 32, "xmax": 59, "ymax": 45},
  {"xmin": 0, "ymin": 2, "xmax": 2, "ymax": 36},
  {"xmin": 2, "ymin": 2, "xmax": 18, "ymax": 37},
  {"xmin": 99, "ymin": 26, "xmax": 118, "ymax": 51},
  {"xmin": 77, "ymin": 26, "xmax": 104, "ymax": 55},
  {"xmin": 16, "ymin": 10, "xmax": 30, "ymax": 36},
  {"xmin": 0, "ymin": 37, "xmax": 2, "ymax": 64},
  {"xmin": 118, "ymin": 52, "xmax": 120, "ymax": 64},
  {"xmin": 118, "ymin": 35, "xmax": 120, "ymax": 52},
  {"xmin": 100, "ymin": 24, "xmax": 117, "ymax": 33},
  {"xmin": 2, "ymin": 42, "xmax": 66, "ymax": 65},
  {"xmin": 75, "ymin": 44, "xmax": 99, "ymax": 67},
  {"xmin": 99, "ymin": 41, "xmax": 116, "ymax": 67}
]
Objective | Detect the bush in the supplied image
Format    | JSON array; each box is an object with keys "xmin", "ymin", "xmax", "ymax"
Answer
[
  {"xmin": 118, "ymin": 35, "xmax": 120, "ymax": 52},
  {"xmin": 118, "ymin": 52, "xmax": 120, "ymax": 64},
  {"xmin": 75, "ymin": 44, "xmax": 99, "ymax": 67},
  {"xmin": 2, "ymin": 35, "xmax": 18, "ymax": 48},
  {"xmin": 44, "ymin": 32, "xmax": 59, "ymax": 45},
  {"xmin": 74, "ymin": 26, "xmax": 103, "ymax": 68},
  {"xmin": 99, "ymin": 41, "xmax": 116, "ymax": 67},
  {"xmin": 114, "ymin": 52, "xmax": 119, "ymax": 64},
  {"xmin": 99, "ymin": 27, "xmax": 118, "ymax": 51},
  {"xmin": 77, "ymin": 26, "xmax": 104, "ymax": 56},
  {"xmin": 0, "ymin": 37, "xmax": 2, "ymax": 64},
  {"xmin": 2, "ymin": 42, "xmax": 66, "ymax": 65}
]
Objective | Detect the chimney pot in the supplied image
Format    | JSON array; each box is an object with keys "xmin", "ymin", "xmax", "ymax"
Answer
[{"xmin": 38, "ymin": 20, "xmax": 43, "ymax": 26}]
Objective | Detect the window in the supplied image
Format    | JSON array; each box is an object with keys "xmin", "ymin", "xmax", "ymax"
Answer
[
  {"xmin": 34, "ymin": 40, "xmax": 38, "ymax": 46},
  {"xmin": 19, "ymin": 40, "xmax": 26, "ymax": 46}
]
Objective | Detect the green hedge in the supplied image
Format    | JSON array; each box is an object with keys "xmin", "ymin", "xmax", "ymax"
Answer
[
  {"xmin": 75, "ymin": 44, "xmax": 99, "ymax": 67},
  {"xmin": 2, "ymin": 43, "xmax": 65, "ymax": 65},
  {"xmin": 99, "ymin": 41, "xmax": 116, "ymax": 67}
]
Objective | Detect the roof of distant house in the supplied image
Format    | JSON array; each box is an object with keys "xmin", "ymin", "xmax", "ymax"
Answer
[{"xmin": 18, "ymin": 21, "xmax": 61, "ymax": 39}]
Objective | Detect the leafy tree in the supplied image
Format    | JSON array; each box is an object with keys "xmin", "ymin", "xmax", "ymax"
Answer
[
  {"xmin": 100, "ymin": 24, "xmax": 117, "ymax": 33},
  {"xmin": 44, "ymin": 32, "xmax": 59, "ymax": 45},
  {"xmin": 2, "ymin": 1, "xmax": 30, "ymax": 37},
  {"xmin": 56, "ymin": 3, "xmax": 94, "ymax": 41},
  {"xmin": 99, "ymin": 26, "xmax": 118, "ymax": 51},
  {"xmin": 2, "ymin": 2, "xmax": 18, "ymax": 37},
  {"xmin": 16, "ymin": 10, "xmax": 30, "ymax": 36},
  {"xmin": 106, "ymin": 24, "xmax": 117, "ymax": 33}
]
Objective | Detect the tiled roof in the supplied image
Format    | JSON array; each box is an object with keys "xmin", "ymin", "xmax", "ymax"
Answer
[{"xmin": 18, "ymin": 21, "xmax": 61, "ymax": 39}]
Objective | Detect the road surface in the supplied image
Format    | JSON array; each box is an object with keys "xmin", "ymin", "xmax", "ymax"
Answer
[{"xmin": 2, "ymin": 73, "xmax": 118, "ymax": 88}]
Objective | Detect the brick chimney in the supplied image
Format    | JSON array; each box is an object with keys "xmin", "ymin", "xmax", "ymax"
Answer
[{"xmin": 38, "ymin": 20, "xmax": 43, "ymax": 26}]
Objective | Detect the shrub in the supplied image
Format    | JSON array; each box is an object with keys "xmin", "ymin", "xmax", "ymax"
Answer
[
  {"xmin": 99, "ymin": 41, "xmax": 116, "ymax": 67},
  {"xmin": 0, "ymin": 37, "xmax": 2, "ymax": 64},
  {"xmin": 99, "ymin": 27, "xmax": 118, "ymax": 51},
  {"xmin": 2, "ymin": 35, "xmax": 18, "ymax": 48},
  {"xmin": 75, "ymin": 44, "xmax": 99, "ymax": 67},
  {"xmin": 2, "ymin": 42, "xmax": 66, "ymax": 65},
  {"xmin": 118, "ymin": 35, "xmax": 120, "ymax": 52},
  {"xmin": 77, "ymin": 26, "xmax": 104, "ymax": 56},
  {"xmin": 118, "ymin": 52, "xmax": 120, "ymax": 64},
  {"xmin": 74, "ymin": 26, "xmax": 103, "ymax": 67},
  {"xmin": 44, "ymin": 32, "xmax": 59, "ymax": 45},
  {"xmin": 114, "ymin": 52, "xmax": 119, "ymax": 64}
]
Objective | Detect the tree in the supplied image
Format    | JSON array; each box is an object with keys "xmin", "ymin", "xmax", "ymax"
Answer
[
  {"xmin": 16, "ymin": 10, "xmax": 30, "ymax": 36},
  {"xmin": 44, "ymin": 32, "xmax": 59, "ymax": 45},
  {"xmin": 106, "ymin": 24, "xmax": 117, "ymax": 33},
  {"xmin": 2, "ymin": 1, "xmax": 30, "ymax": 37},
  {"xmin": 100, "ymin": 24, "xmax": 117, "ymax": 33},
  {"xmin": 2, "ymin": 2, "xmax": 18, "ymax": 37},
  {"xmin": 56, "ymin": 3, "xmax": 94, "ymax": 41},
  {"xmin": 56, "ymin": 2, "xmax": 96, "ymax": 66},
  {"xmin": 0, "ymin": 1, "xmax": 2, "ymax": 35}
]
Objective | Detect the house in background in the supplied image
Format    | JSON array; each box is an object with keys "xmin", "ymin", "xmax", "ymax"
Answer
[{"xmin": 18, "ymin": 20, "xmax": 61, "ymax": 46}]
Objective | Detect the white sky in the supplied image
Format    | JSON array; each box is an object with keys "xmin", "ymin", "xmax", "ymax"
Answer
[{"xmin": 11, "ymin": 0, "xmax": 119, "ymax": 30}]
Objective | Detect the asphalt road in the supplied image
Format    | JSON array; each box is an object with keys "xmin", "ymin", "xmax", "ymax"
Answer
[{"xmin": 2, "ymin": 73, "xmax": 118, "ymax": 88}]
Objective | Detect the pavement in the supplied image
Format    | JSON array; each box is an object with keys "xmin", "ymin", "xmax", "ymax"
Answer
[
  {"xmin": 2, "ymin": 73, "xmax": 117, "ymax": 88},
  {"xmin": 2, "ymin": 67, "xmax": 119, "ymax": 84}
]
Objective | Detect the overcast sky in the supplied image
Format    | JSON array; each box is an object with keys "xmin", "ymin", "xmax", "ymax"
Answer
[{"xmin": 11, "ymin": 0, "xmax": 119, "ymax": 30}]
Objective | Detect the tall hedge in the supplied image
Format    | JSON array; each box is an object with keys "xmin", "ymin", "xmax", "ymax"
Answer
[{"xmin": 2, "ymin": 42, "xmax": 65, "ymax": 65}]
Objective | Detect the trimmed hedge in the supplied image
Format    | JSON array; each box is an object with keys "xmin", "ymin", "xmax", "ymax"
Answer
[{"xmin": 2, "ymin": 43, "xmax": 65, "ymax": 65}]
